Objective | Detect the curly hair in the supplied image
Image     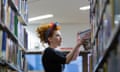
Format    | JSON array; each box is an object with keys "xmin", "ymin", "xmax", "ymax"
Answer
[{"xmin": 36, "ymin": 23, "xmax": 61, "ymax": 45}]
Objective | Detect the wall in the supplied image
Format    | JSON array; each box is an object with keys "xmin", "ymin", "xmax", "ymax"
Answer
[{"xmin": 60, "ymin": 23, "xmax": 90, "ymax": 47}]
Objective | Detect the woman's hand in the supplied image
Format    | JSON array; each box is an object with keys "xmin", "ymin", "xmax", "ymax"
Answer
[{"xmin": 76, "ymin": 38, "xmax": 85, "ymax": 48}]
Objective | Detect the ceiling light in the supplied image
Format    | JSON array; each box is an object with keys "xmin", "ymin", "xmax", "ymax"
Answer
[
  {"xmin": 80, "ymin": 5, "xmax": 90, "ymax": 11},
  {"xmin": 28, "ymin": 14, "xmax": 54, "ymax": 22}
]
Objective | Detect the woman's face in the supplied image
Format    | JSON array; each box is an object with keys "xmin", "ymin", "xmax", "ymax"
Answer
[{"xmin": 48, "ymin": 30, "xmax": 62, "ymax": 47}]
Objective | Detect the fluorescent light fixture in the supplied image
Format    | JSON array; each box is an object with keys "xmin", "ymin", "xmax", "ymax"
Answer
[
  {"xmin": 29, "ymin": 14, "xmax": 54, "ymax": 22},
  {"xmin": 80, "ymin": 5, "xmax": 90, "ymax": 10}
]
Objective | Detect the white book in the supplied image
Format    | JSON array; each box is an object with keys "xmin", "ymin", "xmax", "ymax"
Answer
[{"xmin": 0, "ymin": 30, "xmax": 3, "ymax": 57}]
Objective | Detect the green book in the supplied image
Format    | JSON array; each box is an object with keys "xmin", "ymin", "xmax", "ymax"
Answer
[{"xmin": 14, "ymin": 15, "xmax": 18, "ymax": 37}]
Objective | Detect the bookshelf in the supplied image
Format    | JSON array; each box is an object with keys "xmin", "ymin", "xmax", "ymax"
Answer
[
  {"xmin": 0, "ymin": 0, "xmax": 28, "ymax": 72},
  {"xmin": 90, "ymin": 0, "xmax": 120, "ymax": 72}
]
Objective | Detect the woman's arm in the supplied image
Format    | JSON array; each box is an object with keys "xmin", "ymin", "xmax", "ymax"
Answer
[{"xmin": 65, "ymin": 39, "xmax": 84, "ymax": 64}]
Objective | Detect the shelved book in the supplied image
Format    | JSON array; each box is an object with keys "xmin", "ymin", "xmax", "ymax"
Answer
[
  {"xmin": 17, "ymin": 47, "xmax": 23, "ymax": 70},
  {"xmin": 1, "ymin": 32, "xmax": 7, "ymax": 60},
  {"xmin": 6, "ymin": 38, "xmax": 18, "ymax": 66},
  {"xmin": 18, "ymin": 22, "xmax": 22, "ymax": 45},
  {"xmin": 0, "ymin": 30, "xmax": 3, "ymax": 57},
  {"xmin": 0, "ymin": 66, "xmax": 7, "ymax": 72}
]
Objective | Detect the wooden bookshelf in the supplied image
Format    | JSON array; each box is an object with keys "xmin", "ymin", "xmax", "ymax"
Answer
[
  {"xmin": 93, "ymin": 22, "xmax": 120, "ymax": 72},
  {"xmin": 0, "ymin": 0, "xmax": 28, "ymax": 72},
  {"xmin": 90, "ymin": 0, "xmax": 120, "ymax": 71},
  {"xmin": 90, "ymin": 0, "xmax": 97, "ymax": 13},
  {"xmin": 0, "ymin": 58, "xmax": 23, "ymax": 72},
  {"xmin": 0, "ymin": 23, "xmax": 18, "ymax": 42},
  {"xmin": 0, "ymin": 22, "xmax": 26, "ymax": 51},
  {"xmin": 91, "ymin": 0, "xmax": 108, "ymax": 44},
  {"xmin": 8, "ymin": 0, "xmax": 28, "ymax": 25}
]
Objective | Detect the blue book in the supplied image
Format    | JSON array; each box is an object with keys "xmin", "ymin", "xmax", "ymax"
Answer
[{"xmin": 1, "ymin": 32, "xmax": 7, "ymax": 59}]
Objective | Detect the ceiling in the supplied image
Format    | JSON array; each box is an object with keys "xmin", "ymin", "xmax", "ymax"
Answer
[{"xmin": 27, "ymin": 0, "xmax": 90, "ymax": 24}]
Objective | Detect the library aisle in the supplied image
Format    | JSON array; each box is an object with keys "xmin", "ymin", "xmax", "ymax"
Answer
[{"xmin": 0, "ymin": 0, "xmax": 120, "ymax": 72}]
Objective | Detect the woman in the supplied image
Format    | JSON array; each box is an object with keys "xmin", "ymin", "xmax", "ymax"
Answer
[{"xmin": 36, "ymin": 22, "xmax": 85, "ymax": 72}]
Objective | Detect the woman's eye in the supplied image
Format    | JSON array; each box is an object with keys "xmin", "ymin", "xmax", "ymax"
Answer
[
  {"xmin": 56, "ymin": 34, "xmax": 60, "ymax": 36},
  {"xmin": 56, "ymin": 34, "xmax": 61, "ymax": 37}
]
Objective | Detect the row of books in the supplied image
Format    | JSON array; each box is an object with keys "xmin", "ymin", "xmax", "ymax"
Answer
[
  {"xmin": 90, "ymin": 0, "xmax": 114, "ymax": 42},
  {"xmin": 0, "ymin": 0, "xmax": 28, "ymax": 72},
  {"xmin": 0, "ymin": 28, "xmax": 27, "ymax": 72},
  {"xmin": 90, "ymin": 0, "xmax": 120, "ymax": 71},
  {"xmin": 0, "ymin": 66, "xmax": 8, "ymax": 72},
  {"xmin": 9, "ymin": 0, "xmax": 28, "ymax": 23},
  {"xmin": 90, "ymin": 0, "xmax": 112, "ymax": 66},
  {"xmin": 0, "ymin": 0, "xmax": 28, "ymax": 45},
  {"xmin": 96, "ymin": 35, "xmax": 120, "ymax": 72}
]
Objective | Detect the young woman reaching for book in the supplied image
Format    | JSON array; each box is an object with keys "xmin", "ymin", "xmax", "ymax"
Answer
[{"xmin": 36, "ymin": 22, "xmax": 85, "ymax": 72}]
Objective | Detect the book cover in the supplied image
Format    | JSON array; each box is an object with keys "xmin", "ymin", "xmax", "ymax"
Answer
[{"xmin": 78, "ymin": 29, "xmax": 91, "ymax": 50}]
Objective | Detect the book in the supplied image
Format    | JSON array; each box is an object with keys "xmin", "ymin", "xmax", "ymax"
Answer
[
  {"xmin": 78, "ymin": 29, "xmax": 91, "ymax": 50},
  {"xmin": 0, "ymin": 30, "xmax": 3, "ymax": 57},
  {"xmin": 1, "ymin": 32, "xmax": 7, "ymax": 59},
  {"xmin": 14, "ymin": 15, "xmax": 18, "ymax": 37},
  {"xmin": 0, "ymin": 66, "xmax": 8, "ymax": 72}
]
